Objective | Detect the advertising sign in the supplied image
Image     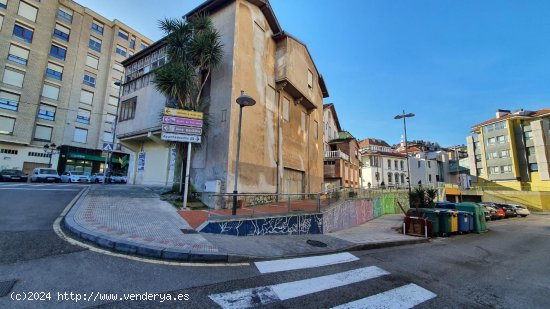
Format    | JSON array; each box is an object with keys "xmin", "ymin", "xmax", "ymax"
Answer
[{"xmin": 137, "ymin": 152, "xmax": 145, "ymax": 171}]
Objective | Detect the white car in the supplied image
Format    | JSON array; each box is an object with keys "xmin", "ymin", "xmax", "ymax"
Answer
[
  {"xmin": 90, "ymin": 173, "xmax": 107, "ymax": 183},
  {"xmin": 60, "ymin": 171, "xmax": 90, "ymax": 183},
  {"xmin": 511, "ymin": 205, "xmax": 530, "ymax": 217},
  {"xmin": 110, "ymin": 174, "xmax": 127, "ymax": 184},
  {"xmin": 31, "ymin": 168, "xmax": 60, "ymax": 183}
]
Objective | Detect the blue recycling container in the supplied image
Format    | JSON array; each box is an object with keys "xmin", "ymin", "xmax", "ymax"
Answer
[{"xmin": 457, "ymin": 211, "xmax": 471, "ymax": 233}]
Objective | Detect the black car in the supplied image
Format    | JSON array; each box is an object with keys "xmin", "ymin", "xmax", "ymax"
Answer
[{"xmin": 0, "ymin": 169, "xmax": 28, "ymax": 182}]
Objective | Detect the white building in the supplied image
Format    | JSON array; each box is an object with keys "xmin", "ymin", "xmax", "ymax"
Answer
[{"xmin": 359, "ymin": 138, "xmax": 407, "ymax": 189}]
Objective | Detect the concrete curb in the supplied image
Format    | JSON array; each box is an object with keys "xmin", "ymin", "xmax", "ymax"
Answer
[{"xmin": 60, "ymin": 188, "xmax": 429, "ymax": 263}]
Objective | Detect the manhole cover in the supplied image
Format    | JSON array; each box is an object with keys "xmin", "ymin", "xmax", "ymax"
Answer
[
  {"xmin": 306, "ymin": 239, "xmax": 327, "ymax": 247},
  {"xmin": 0, "ymin": 280, "xmax": 17, "ymax": 297},
  {"xmin": 181, "ymin": 229, "xmax": 198, "ymax": 234}
]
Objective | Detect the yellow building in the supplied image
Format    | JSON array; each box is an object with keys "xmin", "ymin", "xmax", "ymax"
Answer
[{"xmin": 467, "ymin": 109, "xmax": 550, "ymax": 210}]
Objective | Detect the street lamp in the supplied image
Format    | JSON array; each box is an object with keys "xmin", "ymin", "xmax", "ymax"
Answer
[
  {"xmin": 102, "ymin": 79, "xmax": 123, "ymax": 185},
  {"xmin": 43, "ymin": 143, "xmax": 60, "ymax": 168},
  {"xmin": 394, "ymin": 111, "xmax": 415, "ymax": 207},
  {"xmin": 232, "ymin": 91, "xmax": 256, "ymax": 215}
]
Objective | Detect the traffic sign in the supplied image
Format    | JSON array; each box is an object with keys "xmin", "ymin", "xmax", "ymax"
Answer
[
  {"xmin": 164, "ymin": 107, "xmax": 203, "ymax": 120},
  {"xmin": 162, "ymin": 124, "xmax": 202, "ymax": 135},
  {"xmin": 162, "ymin": 116, "xmax": 203, "ymax": 127},
  {"xmin": 161, "ymin": 132, "xmax": 202, "ymax": 143},
  {"xmin": 102, "ymin": 143, "xmax": 114, "ymax": 153}
]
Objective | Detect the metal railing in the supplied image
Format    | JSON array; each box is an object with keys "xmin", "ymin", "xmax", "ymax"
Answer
[{"xmin": 324, "ymin": 150, "xmax": 350, "ymax": 161}]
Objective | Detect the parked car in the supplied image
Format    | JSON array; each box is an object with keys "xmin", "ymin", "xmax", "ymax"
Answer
[
  {"xmin": 31, "ymin": 168, "xmax": 61, "ymax": 183},
  {"xmin": 510, "ymin": 205, "xmax": 530, "ymax": 217},
  {"xmin": 110, "ymin": 173, "xmax": 127, "ymax": 184},
  {"xmin": 90, "ymin": 173, "xmax": 107, "ymax": 183},
  {"xmin": 0, "ymin": 169, "xmax": 28, "ymax": 182},
  {"xmin": 496, "ymin": 203, "xmax": 518, "ymax": 218},
  {"xmin": 60, "ymin": 171, "xmax": 90, "ymax": 183},
  {"xmin": 484, "ymin": 205, "xmax": 500, "ymax": 221},
  {"xmin": 491, "ymin": 204, "xmax": 510, "ymax": 219}
]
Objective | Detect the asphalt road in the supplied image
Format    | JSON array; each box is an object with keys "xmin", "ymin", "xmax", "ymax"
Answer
[{"xmin": 1, "ymin": 183, "xmax": 549, "ymax": 308}]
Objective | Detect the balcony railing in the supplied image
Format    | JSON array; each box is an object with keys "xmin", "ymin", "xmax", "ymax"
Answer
[{"xmin": 325, "ymin": 150, "xmax": 349, "ymax": 161}]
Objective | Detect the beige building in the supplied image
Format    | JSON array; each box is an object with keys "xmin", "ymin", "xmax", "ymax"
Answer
[
  {"xmin": 117, "ymin": 0, "xmax": 329, "ymax": 205},
  {"xmin": 0, "ymin": 0, "xmax": 151, "ymax": 175}
]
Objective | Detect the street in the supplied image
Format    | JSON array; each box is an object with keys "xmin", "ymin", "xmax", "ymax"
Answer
[{"xmin": 1, "ymin": 183, "xmax": 549, "ymax": 308}]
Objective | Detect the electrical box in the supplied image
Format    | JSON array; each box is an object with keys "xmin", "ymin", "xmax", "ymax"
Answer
[{"xmin": 204, "ymin": 180, "xmax": 221, "ymax": 193}]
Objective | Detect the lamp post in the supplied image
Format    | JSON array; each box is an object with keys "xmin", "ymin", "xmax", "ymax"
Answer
[
  {"xmin": 102, "ymin": 79, "xmax": 123, "ymax": 185},
  {"xmin": 394, "ymin": 111, "xmax": 415, "ymax": 207},
  {"xmin": 232, "ymin": 91, "xmax": 256, "ymax": 215},
  {"xmin": 43, "ymin": 143, "xmax": 60, "ymax": 168}
]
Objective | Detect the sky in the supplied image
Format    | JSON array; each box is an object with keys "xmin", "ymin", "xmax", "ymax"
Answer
[{"xmin": 76, "ymin": 0, "xmax": 550, "ymax": 147}]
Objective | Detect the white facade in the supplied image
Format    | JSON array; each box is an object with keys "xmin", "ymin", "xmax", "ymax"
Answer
[{"xmin": 409, "ymin": 156, "xmax": 441, "ymax": 186}]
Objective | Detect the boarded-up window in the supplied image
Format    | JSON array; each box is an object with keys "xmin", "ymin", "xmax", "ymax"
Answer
[
  {"xmin": 266, "ymin": 85, "xmax": 276, "ymax": 112},
  {"xmin": 73, "ymin": 128, "xmax": 87, "ymax": 143},
  {"xmin": 42, "ymin": 84, "xmax": 59, "ymax": 100},
  {"xmin": 282, "ymin": 97, "xmax": 290, "ymax": 121},
  {"xmin": 34, "ymin": 125, "xmax": 52, "ymax": 141},
  {"xmin": 80, "ymin": 90, "xmax": 93, "ymax": 104},
  {"xmin": 3, "ymin": 68, "xmax": 24, "ymax": 87},
  {"xmin": 18, "ymin": 1, "xmax": 38, "ymax": 22},
  {"xmin": 86, "ymin": 55, "xmax": 99, "ymax": 69}
]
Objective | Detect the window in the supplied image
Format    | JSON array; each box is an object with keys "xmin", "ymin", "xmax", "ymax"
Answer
[
  {"xmin": 487, "ymin": 137, "xmax": 496, "ymax": 145},
  {"xmin": 108, "ymin": 96, "xmax": 118, "ymax": 106},
  {"xmin": 524, "ymin": 131, "xmax": 533, "ymax": 140},
  {"xmin": 301, "ymin": 111, "xmax": 306, "ymax": 131},
  {"xmin": 0, "ymin": 91, "xmax": 19, "ymax": 111},
  {"xmin": 388, "ymin": 173, "xmax": 392, "ymax": 183},
  {"xmin": 3, "ymin": 68, "xmax": 24, "ymax": 87},
  {"xmin": 417, "ymin": 161, "xmax": 421, "ymax": 168},
  {"xmin": 313, "ymin": 120, "xmax": 318, "ymax": 139},
  {"xmin": 307, "ymin": 69, "xmax": 313, "ymax": 89},
  {"xmin": 13, "ymin": 24, "xmax": 33, "ymax": 43},
  {"xmin": 83, "ymin": 73, "xmax": 96, "ymax": 87},
  {"xmin": 76, "ymin": 108, "xmax": 91, "ymax": 124},
  {"xmin": 500, "ymin": 150, "xmax": 510, "ymax": 158},
  {"xmin": 116, "ymin": 45, "xmax": 127, "ymax": 57},
  {"xmin": 401, "ymin": 174, "xmax": 405, "ymax": 183},
  {"xmin": 38, "ymin": 104, "xmax": 56, "ymax": 121},
  {"xmin": 42, "ymin": 84, "xmax": 59, "ymax": 100},
  {"xmin": 526, "ymin": 146, "xmax": 535, "ymax": 157},
  {"xmin": 46, "ymin": 62, "xmax": 63, "ymax": 80},
  {"xmin": 139, "ymin": 42, "xmax": 148, "ymax": 50},
  {"xmin": 34, "ymin": 125, "xmax": 52, "ymax": 141},
  {"xmin": 475, "ymin": 154, "xmax": 482, "ymax": 162},
  {"xmin": 18, "ymin": 1, "xmax": 37, "ymax": 22},
  {"xmin": 529, "ymin": 163, "xmax": 538, "ymax": 172},
  {"xmin": 91, "ymin": 21, "xmax": 103, "ymax": 35},
  {"xmin": 400, "ymin": 161, "xmax": 404, "ymax": 170},
  {"xmin": 487, "ymin": 152, "xmax": 498, "ymax": 160},
  {"xmin": 80, "ymin": 89, "xmax": 93, "ymax": 104},
  {"xmin": 489, "ymin": 166, "xmax": 500, "ymax": 174},
  {"xmin": 8, "ymin": 44, "xmax": 29, "ymax": 65},
  {"xmin": 89, "ymin": 37, "xmax": 101, "ymax": 52},
  {"xmin": 494, "ymin": 121, "xmax": 507, "ymax": 130},
  {"xmin": 428, "ymin": 174, "xmax": 432, "ymax": 182},
  {"xmin": 477, "ymin": 168, "xmax": 484, "ymax": 176},
  {"xmin": 119, "ymin": 97, "xmax": 136, "ymax": 121},
  {"xmin": 282, "ymin": 97, "xmax": 289, "ymax": 121},
  {"xmin": 388, "ymin": 159, "xmax": 392, "ymax": 169},
  {"xmin": 50, "ymin": 44, "xmax": 66, "ymax": 60},
  {"xmin": 502, "ymin": 165, "xmax": 512, "ymax": 173},
  {"xmin": 497, "ymin": 135, "xmax": 507, "ymax": 144},
  {"xmin": 57, "ymin": 7, "xmax": 73, "ymax": 23},
  {"xmin": 73, "ymin": 128, "xmax": 87, "ymax": 143},
  {"xmin": 428, "ymin": 161, "xmax": 431, "ymax": 168},
  {"xmin": 103, "ymin": 131, "xmax": 113, "ymax": 143},
  {"xmin": 130, "ymin": 37, "xmax": 136, "ymax": 49},
  {"xmin": 85, "ymin": 55, "xmax": 99, "ymax": 69},
  {"xmin": 474, "ymin": 141, "xmax": 480, "ymax": 149},
  {"xmin": 1, "ymin": 148, "xmax": 18, "ymax": 155},
  {"xmin": 0, "ymin": 0, "xmax": 6, "ymax": 9},
  {"xmin": 113, "ymin": 62, "xmax": 124, "ymax": 72},
  {"xmin": 0, "ymin": 116, "xmax": 15, "ymax": 135},
  {"xmin": 394, "ymin": 160, "xmax": 398, "ymax": 170},
  {"xmin": 0, "ymin": 15, "xmax": 3, "ymax": 30},
  {"xmin": 118, "ymin": 29, "xmax": 128, "ymax": 40},
  {"xmin": 54, "ymin": 24, "xmax": 70, "ymax": 42}
]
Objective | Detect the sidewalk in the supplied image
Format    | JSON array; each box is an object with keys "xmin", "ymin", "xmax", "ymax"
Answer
[{"xmin": 62, "ymin": 185, "xmax": 428, "ymax": 262}]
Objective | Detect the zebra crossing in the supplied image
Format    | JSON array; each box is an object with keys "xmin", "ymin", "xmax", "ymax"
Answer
[{"xmin": 208, "ymin": 252, "xmax": 436, "ymax": 309}]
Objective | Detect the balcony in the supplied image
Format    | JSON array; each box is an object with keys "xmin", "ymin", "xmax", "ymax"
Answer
[{"xmin": 325, "ymin": 150, "xmax": 349, "ymax": 161}]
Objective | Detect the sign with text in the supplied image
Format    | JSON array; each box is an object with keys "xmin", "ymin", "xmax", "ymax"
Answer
[
  {"xmin": 161, "ymin": 132, "xmax": 202, "ymax": 143},
  {"xmin": 162, "ymin": 116, "xmax": 203, "ymax": 127},
  {"xmin": 164, "ymin": 107, "xmax": 203, "ymax": 120},
  {"xmin": 162, "ymin": 124, "xmax": 202, "ymax": 136}
]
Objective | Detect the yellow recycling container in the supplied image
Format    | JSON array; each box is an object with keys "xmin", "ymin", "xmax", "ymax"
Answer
[{"xmin": 448, "ymin": 210, "xmax": 458, "ymax": 233}]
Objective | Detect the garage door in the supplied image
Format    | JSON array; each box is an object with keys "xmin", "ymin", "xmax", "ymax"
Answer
[
  {"xmin": 282, "ymin": 168, "xmax": 304, "ymax": 195},
  {"xmin": 23, "ymin": 162, "xmax": 49, "ymax": 175}
]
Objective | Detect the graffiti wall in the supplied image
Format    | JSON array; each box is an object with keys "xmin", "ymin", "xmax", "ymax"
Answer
[{"xmin": 199, "ymin": 214, "xmax": 323, "ymax": 236}]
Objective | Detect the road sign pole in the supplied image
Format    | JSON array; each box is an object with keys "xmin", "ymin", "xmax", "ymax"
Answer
[
  {"xmin": 182, "ymin": 142, "xmax": 192, "ymax": 209},
  {"xmin": 102, "ymin": 153, "xmax": 109, "ymax": 185}
]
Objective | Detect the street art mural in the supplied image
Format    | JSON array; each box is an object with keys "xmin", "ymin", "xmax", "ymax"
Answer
[{"xmin": 199, "ymin": 214, "xmax": 323, "ymax": 236}]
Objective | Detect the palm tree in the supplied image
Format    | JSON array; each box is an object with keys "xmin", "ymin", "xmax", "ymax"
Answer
[{"xmin": 152, "ymin": 15, "xmax": 223, "ymax": 192}]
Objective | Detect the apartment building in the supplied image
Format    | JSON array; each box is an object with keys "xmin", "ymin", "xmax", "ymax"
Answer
[
  {"xmin": 0, "ymin": 0, "xmax": 151, "ymax": 175},
  {"xmin": 467, "ymin": 108, "xmax": 550, "ymax": 190},
  {"xmin": 359, "ymin": 138, "xmax": 407, "ymax": 189},
  {"xmin": 117, "ymin": 0, "xmax": 329, "ymax": 205}
]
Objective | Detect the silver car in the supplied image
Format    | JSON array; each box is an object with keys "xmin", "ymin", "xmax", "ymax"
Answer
[
  {"xmin": 510, "ymin": 205, "xmax": 530, "ymax": 217},
  {"xmin": 60, "ymin": 171, "xmax": 90, "ymax": 183}
]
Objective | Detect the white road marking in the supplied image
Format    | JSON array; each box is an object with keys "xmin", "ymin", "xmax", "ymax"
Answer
[
  {"xmin": 255, "ymin": 252, "xmax": 359, "ymax": 274},
  {"xmin": 332, "ymin": 283, "xmax": 437, "ymax": 309},
  {"xmin": 0, "ymin": 188, "xmax": 80, "ymax": 191},
  {"xmin": 209, "ymin": 266, "xmax": 389, "ymax": 308}
]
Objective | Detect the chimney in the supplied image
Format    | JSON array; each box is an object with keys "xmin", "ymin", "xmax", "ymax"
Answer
[{"xmin": 496, "ymin": 109, "xmax": 511, "ymax": 118}]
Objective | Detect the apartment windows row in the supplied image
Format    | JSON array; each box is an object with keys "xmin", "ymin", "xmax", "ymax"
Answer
[
  {"xmin": 387, "ymin": 173, "xmax": 405, "ymax": 184},
  {"xmin": 488, "ymin": 165, "xmax": 513, "ymax": 175},
  {"xmin": 125, "ymin": 46, "xmax": 167, "ymax": 82},
  {"xmin": 417, "ymin": 160, "xmax": 432, "ymax": 169},
  {"xmin": 0, "ymin": 113, "xmax": 89, "ymax": 144},
  {"xmin": 487, "ymin": 135, "xmax": 507, "ymax": 146},
  {"xmin": 486, "ymin": 149, "xmax": 510, "ymax": 160},
  {"xmin": 483, "ymin": 121, "xmax": 507, "ymax": 133},
  {"xmin": 387, "ymin": 159, "xmax": 405, "ymax": 170}
]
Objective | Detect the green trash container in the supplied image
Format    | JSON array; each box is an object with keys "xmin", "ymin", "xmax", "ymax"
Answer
[
  {"xmin": 422, "ymin": 209, "xmax": 440, "ymax": 237},
  {"xmin": 456, "ymin": 202, "xmax": 487, "ymax": 233},
  {"xmin": 437, "ymin": 209, "xmax": 453, "ymax": 237}
]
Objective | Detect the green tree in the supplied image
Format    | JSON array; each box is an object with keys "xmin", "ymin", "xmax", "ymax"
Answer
[{"xmin": 152, "ymin": 15, "xmax": 223, "ymax": 192}]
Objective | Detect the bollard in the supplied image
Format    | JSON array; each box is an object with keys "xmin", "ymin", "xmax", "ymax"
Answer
[{"xmin": 403, "ymin": 222, "xmax": 406, "ymax": 235}]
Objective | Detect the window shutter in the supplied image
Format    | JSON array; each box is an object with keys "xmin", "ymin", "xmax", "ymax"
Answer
[
  {"xmin": 86, "ymin": 55, "xmax": 99, "ymax": 69},
  {"xmin": 42, "ymin": 84, "xmax": 60, "ymax": 100},
  {"xmin": 9, "ymin": 44, "xmax": 30, "ymax": 60},
  {"xmin": 40, "ymin": 104, "xmax": 56, "ymax": 114},
  {"xmin": 34, "ymin": 125, "xmax": 53, "ymax": 141},
  {"xmin": 18, "ymin": 2, "xmax": 38, "ymax": 22},
  {"xmin": 3, "ymin": 69, "xmax": 24, "ymax": 87},
  {"xmin": 80, "ymin": 90, "xmax": 93, "ymax": 104},
  {"xmin": 47, "ymin": 62, "xmax": 64, "ymax": 73},
  {"xmin": 0, "ymin": 116, "xmax": 15, "ymax": 134},
  {"xmin": 55, "ymin": 23, "xmax": 70, "ymax": 35},
  {"xmin": 0, "ymin": 91, "xmax": 20, "ymax": 103}
]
